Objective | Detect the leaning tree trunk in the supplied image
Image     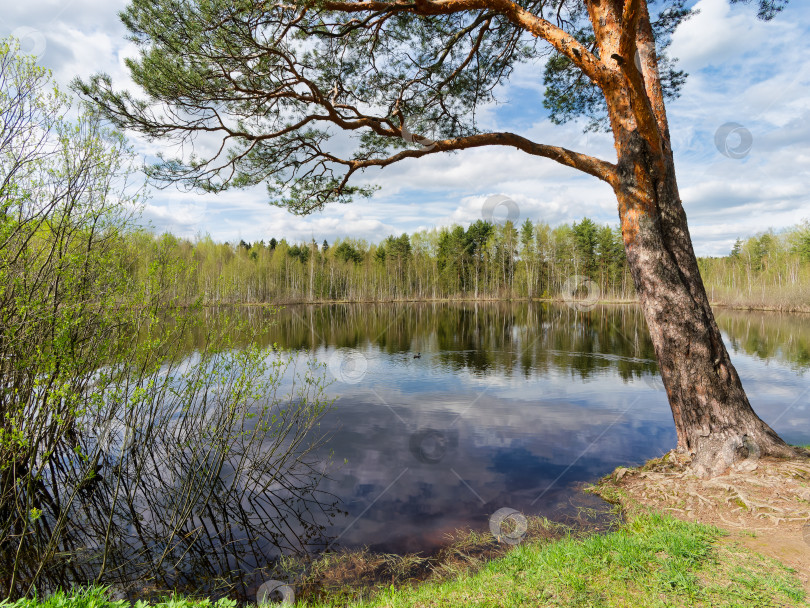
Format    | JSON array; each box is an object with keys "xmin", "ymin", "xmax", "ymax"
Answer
[
  {"xmin": 613, "ymin": 133, "xmax": 797, "ymax": 477},
  {"xmin": 590, "ymin": 0, "xmax": 800, "ymax": 478}
]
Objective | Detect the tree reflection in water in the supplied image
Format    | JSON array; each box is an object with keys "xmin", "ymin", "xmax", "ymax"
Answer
[
  {"xmin": 5, "ymin": 344, "xmax": 338, "ymax": 602},
  {"xmin": 11, "ymin": 303, "xmax": 807, "ymax": 600}
]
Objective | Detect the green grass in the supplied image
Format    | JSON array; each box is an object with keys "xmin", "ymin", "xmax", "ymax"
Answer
[
  {"xmin": 0, "ymin": 588, "xmax": 236, "ymax": 608},
  {"xmin": 300, "ymin": 512, "xmax": 804, "ymax": 608},
  {"xmin": 4, "ymin": 513, "xmax": 806, "ymax": 608}
]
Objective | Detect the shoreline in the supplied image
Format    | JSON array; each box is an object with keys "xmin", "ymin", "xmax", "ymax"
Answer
[
  {"xmin": 175, "ymin": 296, "xmax": 810, "ymax": 315},
  {"xmin": 594, "ymin": 449, "xmax": 810, "ymax": 593},
  {"xmin": 277, "ymin": 450, "xmax": 810, "ymax": 604},
  {"xmin": 16, "ymin": 454, "xmax": 810, "ymax": 606}
]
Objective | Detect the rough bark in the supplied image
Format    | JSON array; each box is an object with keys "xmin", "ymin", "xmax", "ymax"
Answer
[
  {"xmin": 615, "ymin": 156, "xmax": 797, "ymax": 477},
  {"xmin": 588, "ymin": 0, "xmax": 800, "ymax": 477}
]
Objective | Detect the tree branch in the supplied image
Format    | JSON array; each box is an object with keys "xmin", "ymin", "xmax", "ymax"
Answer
[
  {"xmin": 340, "ymin": 131, "xmax": 618, "ymax": 186},
  {"xmin": 316, "ymin": 0, "xmax": 611, "ymax": 87},
  {"xmin": 617, "ymin": 0, "xmax": 664, "ymax": 158}
]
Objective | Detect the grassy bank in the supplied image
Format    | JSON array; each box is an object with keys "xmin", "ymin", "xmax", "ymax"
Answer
[
  {"xmin": 300, "ymin": 511, "xmax": 807, "ymax": 606},
  {"xmin": 7, "ymin": 511, "xmax": 806, "ymax": 608}
]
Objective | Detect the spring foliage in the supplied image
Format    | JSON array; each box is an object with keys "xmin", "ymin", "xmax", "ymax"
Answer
[
  {"xmin": 0, "ymin": 40, "xmax": 334, "ymax": 600},
  {"xmin": 122, "ymin": 219, "xmax": 810, "ymax": 309}
]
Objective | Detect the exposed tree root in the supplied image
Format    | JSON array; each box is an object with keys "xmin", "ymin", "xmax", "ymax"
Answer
[{"xmin": 595, "ymin": 450, "xmax": 810, "ymax": 590}]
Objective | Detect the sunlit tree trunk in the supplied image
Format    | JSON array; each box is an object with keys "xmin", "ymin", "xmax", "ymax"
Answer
[{"xmin": 590, "ymin": 0, "xmax": 796, "ymax": 475}]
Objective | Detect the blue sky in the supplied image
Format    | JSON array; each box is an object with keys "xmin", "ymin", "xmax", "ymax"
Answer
[{"xmin": 2, "ymin": 0, "xmax": 809, "ymax": 256}]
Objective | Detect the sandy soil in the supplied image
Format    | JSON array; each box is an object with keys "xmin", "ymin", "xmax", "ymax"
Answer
[{"xmin": 598, "ymin": 451, "xmax": 810, "ymax": 590}]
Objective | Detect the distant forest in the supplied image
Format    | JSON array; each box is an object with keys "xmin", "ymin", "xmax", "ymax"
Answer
[{"xmin": 132, "ymin": 218, "xmax": 810, "ymax": 310}]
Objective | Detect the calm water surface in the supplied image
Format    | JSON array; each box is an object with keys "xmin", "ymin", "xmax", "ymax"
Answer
[{"xmin": 239, "ymin": 302, "xmax": 810, "ymax": 555}]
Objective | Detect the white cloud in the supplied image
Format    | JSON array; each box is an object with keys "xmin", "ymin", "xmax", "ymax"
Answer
[
  {"xmin": 2, "ymin": 0, "xmax": 809, "ymax": 255},
  {"xmin": 669, "ymin": 0, "xmax": 765, "ymax": 69}
]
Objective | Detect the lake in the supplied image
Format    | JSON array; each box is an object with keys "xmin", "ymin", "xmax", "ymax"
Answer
[{"xmin": 230, "ymin": 302, "xmax": 810, "ymax": 556}]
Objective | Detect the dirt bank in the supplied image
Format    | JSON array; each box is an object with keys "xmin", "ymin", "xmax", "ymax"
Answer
[{"xmin": 595, "ymin": 451, "xmax": 810, "ymax": 590}]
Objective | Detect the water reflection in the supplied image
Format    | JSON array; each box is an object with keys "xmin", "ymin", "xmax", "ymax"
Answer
[
  {"xmin": 143, "ymin": 303, "xmax": 810, "ymax": 559},
  {"xmin": 20, "ymin": 301, "xmax": 810, "ymax": 603},
  {"xmin": 10, "ymin": 346, "xmax": 337, "ymax": 602},
  {"xmin": 191, "ymin": 302, "xmax": 661, "ymax": 380},
  {"xmin": 717, "ymin": 309, "xmax": 810, "ymax": 371},
  {"xmin": 203, "ymin": 302, "xmax": 804, "ymax": 557},
  {"xmin": 714, "ymin": 309, "xmax": 810, "ymax": 446}
]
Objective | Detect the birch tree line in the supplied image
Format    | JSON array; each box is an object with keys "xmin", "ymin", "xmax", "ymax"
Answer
[
  {"xmin": 699, "ymin": 221, "xmax": 810, "ymax": 309},
  {"xmin": 128, "ymin": 218, "xmax": 810, "ymax": 309},
  {"xmin": 127, "ymin": 218, "xmax": 629, "ymax": 303}
]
